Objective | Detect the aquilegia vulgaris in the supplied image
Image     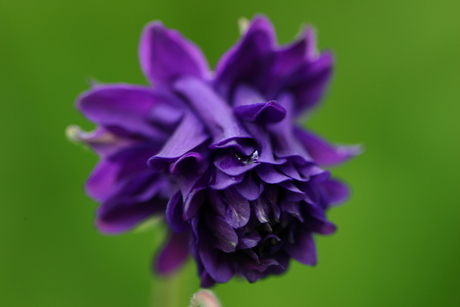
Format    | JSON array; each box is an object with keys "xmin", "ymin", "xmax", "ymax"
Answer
[{"xmin": 69, "ymin": 15, "xmax": 359, "ymax": 288}]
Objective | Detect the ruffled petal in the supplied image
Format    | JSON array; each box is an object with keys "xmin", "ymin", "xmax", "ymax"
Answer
[
  {"xmin": 214, "ymin": 15, "xmax": 275, "ymax": 98},
  {"xmin": 86, "ymin": 143, "xmax": 160, "ymax": 201},
  {"xmin": 174, "ymin": 77, "xmax": 252, "ymax": 147},
  {"xmin": 96, "ymin": 172, "xmax": 168, "ymax": 233},
  {"xmin": 285, "ymin": 231, "xmax": 317, "ymax": 266},
  {"xmin": 262, "ymin": 27, "xmax": 318, "ymax": 98},
  {"xmin": 139, "ymin": 22, "xmax": 209, "ymax": 85},
  {"xmin": 322, "ymin": 179, "xmax": 350, "ymax": 205},
  {"xmin": 148, "ymin": 111, "xmax": 209, "ymax": 171},
  {"xmin": 286, "ymin": 52, "xmax": 334, "ymax": 113},
  {"xmin": 154, "ymin": 231, "xmax": 190, "ymax": 275},
  {"xmin": 77, "ymin": 84, "xmax": 173, "ymax": 140},
  {"xmin": 206, "ymin": 214, "xmax": 239, "ymax": 253},
  {"xmin": 294, "ymin": 127, "xmax": 362, "ymax": 166},
  {"xmin": 199, "ymin": 244, "xmax": 233, "ymax": 283},
  {"xmin": 166, "ymin": 192, "xmax": 189, "ymax": 232},
  {"xmin": 234, "ymin": 100, "xmax": 286, "ymax": 123}
]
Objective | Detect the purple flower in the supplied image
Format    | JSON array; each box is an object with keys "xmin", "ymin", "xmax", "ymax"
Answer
[{"xmin": 72, "ymin": 15, "xmax": 359, "ymax": 287}]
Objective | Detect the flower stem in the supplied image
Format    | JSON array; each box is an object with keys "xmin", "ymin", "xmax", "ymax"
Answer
[{"xmin": 150, "ymin": 274, "xmax": 182, "ymax": 307}]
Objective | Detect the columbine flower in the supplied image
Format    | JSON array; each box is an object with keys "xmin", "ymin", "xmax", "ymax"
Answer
[{"xmin": 72, "ymin": 15, "xmax": 359, "ymax": 287}]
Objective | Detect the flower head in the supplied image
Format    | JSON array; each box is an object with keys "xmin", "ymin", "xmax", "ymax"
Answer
[{"xmin": 72, "ymin": 15, "xmax": 359, "ymax": 287}]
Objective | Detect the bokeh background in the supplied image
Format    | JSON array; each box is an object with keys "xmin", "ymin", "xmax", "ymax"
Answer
[{"xmin": 1, "ymin": 0, "xmax": 459, "ymax": 306}]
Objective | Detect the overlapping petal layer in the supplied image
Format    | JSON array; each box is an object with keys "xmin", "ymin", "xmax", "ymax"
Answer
[{"xmin": 74, "ymin": 15, "xmax": 358, "ymax": 287}]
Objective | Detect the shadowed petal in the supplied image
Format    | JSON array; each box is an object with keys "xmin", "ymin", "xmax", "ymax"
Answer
[
  {"xmin": 139, "ymin": 22, "xmax": 209, "ymax": 85},
  {"xmin": 234, "ymin": 100, "xmax": 286, "ymax": 123},
  {"xmin": 322, "ymin": 179, "xmax": 350, "ymax": 205},
  {"xmin": 86, "ymin": 143, "xmax": 160, "ymax": 201},
  {"xmin": 154, "ymin": 231, "xmax": 190, "ymax": 275},
  {"xmin": 287, "ymin": 52, "xmax": 334, "ymax": 113},
  {"xmin": 174, "ymin": 77, "xmax": 252, "ymax": 147},
  {"xmin": 148, "ymin": 111, "xmax": 209, "ymax": 171},
  {"xmin": 166, "ymin": 192, "xmax": 189, "ymax": 232},
  {"xmin": 199, "ymin": 244, "xmax": 233, "ymax": 283},
  {"xmin": 262, "ymin": 27, "xmax": 320, "ymax": 97},
  {"xmin": 96, "ymin": 172, "xmax": 168, "ymax": 233},
  {"xmin": 214, "ymin": 15, "xmax": 275, "ymax": 98},
  {"xmin": 206, "ymin": 215, "xmax": 239, "ymax": 253},
  {"xmin": 77, "ymin": 84, "xmax": 172, "ymax": 140},
  {"xmin": 285, "ymin": 231, "xmax": 317, "ymax": 266},
  {"xmin": 294, "ymin": 127, "xmax": 362, "ymax": 166}
]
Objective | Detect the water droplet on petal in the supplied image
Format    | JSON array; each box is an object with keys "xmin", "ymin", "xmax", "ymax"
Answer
[{"xmin": 235, "ymin": 150, "xmax": 259, "ymax": 165}]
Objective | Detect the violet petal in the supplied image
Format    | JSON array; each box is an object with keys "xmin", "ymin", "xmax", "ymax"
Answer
[
  {"xmin": 139, "ymin": 21, "xmax": 209, "ymax": 86},
  {"xmin": 294, "ymin": 126, "xmax": 362, "ymax": 166},
  {"xmin": 154, "ymin": 231, "xmax": 190, "ymax": 275},
  {"xmin": 285, "ymin": 231, "xmax": 317, "ymax": 266}
]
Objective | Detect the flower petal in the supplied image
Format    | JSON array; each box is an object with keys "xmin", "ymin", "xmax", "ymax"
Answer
[
  {"xmin": 214, "ymin": 15, "xmax": 275, "ymax": 98},
  {"xmin": 234, "ymin": 100, "xmax": 286, "ymax": 123},
  {"xmin": 166, "ymin": 192, "xmax": 189, "ymax": 232},
  {"xmin": 154, "ymin": 231, "xmax": 190, "ymax": 275},
  {"xmin": 86, "ymin": 143, "xmax": 160, "ymax": 202},
  {"xmin": 148, "ymin": 111, "xmax": 209, "ymax": 171},
  {"xmin": 294, "ymin": 127, "xmax": 362, "ymax": 166},
  {"xmin": 322, "ymin": 179, "xmax": 350, "ymax": 205},
  {"xmin": 174, "ymin": 77, "xmax": 252, "ymax": 147},
  {"xmin": 96, "ymin": 172, "xmax": 168, "ymax": 234},
  {"xmin": 139, "ymin": 21, "xmax": 209, "ymax": 85},
  {"xmin": 287, "ymin": 52, "xmax": 334, "ymax": 113},
  {"xmin": 206, "ymin": 214, "xmax": 239, "ymax": 253},
  {"xmin": 199, "ymin": 244, "xmax": 233, "ymax": 283},
  {"xmin": 285, "ymin": 231, "xmax": 317, "ymax": 266},
  {"xmin": 263, "ymin": 27, "xmax": 318, "ymax": 99},
  {"xmin": 77, "ymin": 84, "xmax": 173, "ymax": 140}
]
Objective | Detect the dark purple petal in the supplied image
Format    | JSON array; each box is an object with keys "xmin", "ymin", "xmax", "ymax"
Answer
[
  {"xmin": 234, "ymin": 100, "xmax": 286, "ymax": 123},
  {"xmin": 214, "ymin": 15, "xmax": 275, "ymax": 98},
  {"xmin": 77, "ymin": 84, "xmax": 171, "ymax": 140},
  {"xmin": 183, "ymin": 186, "xmax": 206, "ymax": 221},
  {"xmin": 280, "ymin": 200, "xmax": 304, "ymax": 222},
  {"xmin": 154, "ymin": 231, "xmax": 190, "ymax": 275},
  {"xmin": 86, "ymin": 143, "xmax": 160, "ymax": 202},
  {"xmin": 169, "ymin": 152, "xmax": 204, "ymax": 175},
  {"xmin": 256, "ymin": 164, "xmax": 291, "ymax": 184},
  {"xmin": 287, "ymin": 52, "xmax": 334, "ymax": 113},
  {"xmin": 251, "ymin": 195, "xmax": 272, "ymax": 223},
  {"xmin": 206, "ymin": 215, "xmax": 238, "ymax": 253},
  {"xmin": 234, "ymin": 172, "xmax": 263, "ymax": 201},
  {"xmin": 166, "ymin": 192, "xmax": 189, "ymax": 232},
  {"xmin": 237, "ymin": 231, "xmax": 261, "ymax": 249},
  {"xmin": 174, "ymin": 77, "xmax": 252, "ymax": 147},
  {"xmin": 232, "ymin": 83, "xmax": 266, "ymax": 107},
  {"xmin": 279, "ymin": 181, "xmax": 306, "ymax": 202},
  {"xmin": 214, "ymin": 152, "xmax": 259, "ymax": 177},
  {"xmin": 267, "ymin": 93, "xmax": 311, "ymax": 163},
  {"xmin": 209, "ymin": 169, "xmax": 244, "ymax": 190},
  {"xmin": 148, "ymin": 111, "xmax": 209, "ymax": 171},
  {"xmin": 96, "ymin": 172, "xmax": 168, "ymax": 233},
  {"xmin": 224, "ymin": 189, "xmax": 251, "ymax": 228},
  {"xmin": 294, "ymin": 127, "xmax": 362, "ymax": 166},
  {"xmin": 200, "ymin": 272, "xmax": 217, "ymax": 288},
  {"xmin": 85, "ymin": 159, "xmax": 120, "ymax": 202},
  {"xmin": 262, "ymin": 27, "xmax": 316, "ymax": 98},
  {"xmin": 285, "ymin": 231, "xmax": 317, "ymax": 266},
  {"xmin": 199, "ymin": 245, "xmax": 233, "ymax": 283},
  {"xmin": 322, "ymin": 179, "xmax": 350, "ymax": 205},
  {"xmin": 139, "ymin": 22, "xmax": 209, "ymax": 85}
]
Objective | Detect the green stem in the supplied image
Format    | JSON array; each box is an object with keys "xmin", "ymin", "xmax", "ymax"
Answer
[{"xmin": 150, "ymin": 273, "xmax": 182, "ymax": 307}]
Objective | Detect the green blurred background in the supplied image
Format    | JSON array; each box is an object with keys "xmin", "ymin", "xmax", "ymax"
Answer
[{"xmin": 1, "ymin": 0, "xmax": 459, "ymax": 306}]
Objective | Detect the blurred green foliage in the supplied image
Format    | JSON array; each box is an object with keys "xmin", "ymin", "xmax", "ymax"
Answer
[{"xmin": 1, "ymin": 0, "xmax": 459, "ymax": 306}]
